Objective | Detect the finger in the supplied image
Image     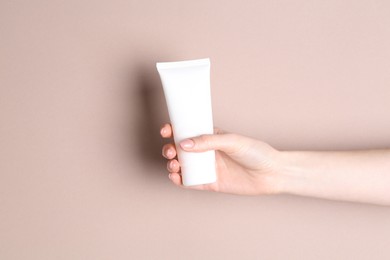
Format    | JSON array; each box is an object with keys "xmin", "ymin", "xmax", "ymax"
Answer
[
  {"xmin": 166, "ymin": 159, "xmax": 180, "ymax": 173},
  {"xmin": 179, "ymin": 133, "xmax": 250, "ymax": 155},
  {"xmin": 162, "ymin": 143, "xmax": 177, "ymax": 159},
  {"xmin": 169, "ymin": 172, "xmax": 183, "ymax": 186},
  {"xmin": 161, "ymin": 123, "xmax": 222, "ymax": 137},
  {"xmin": 168, "ymin": 172, "xmax": 212, "ymax": 191},
  {"xmin": 160, "ymin": 123, "xmax": 173, "ymax": 138},
  {"xmin": 213, "ymin": 126, "xmax": 225, "ymax": 135}
]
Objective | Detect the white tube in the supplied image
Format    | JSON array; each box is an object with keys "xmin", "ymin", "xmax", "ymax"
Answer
[{"xmin": 156, "ymin": 58, "xmax": 217, "ymax": 186}]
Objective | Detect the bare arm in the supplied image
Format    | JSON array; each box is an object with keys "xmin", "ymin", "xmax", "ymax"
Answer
[
  {"xmin": 160, "ymin": 123, "xmax": 390, "ymax": 206},
  {"xmin": 279, "ymin": 150, "xmax": 390, "ymax": 205}
]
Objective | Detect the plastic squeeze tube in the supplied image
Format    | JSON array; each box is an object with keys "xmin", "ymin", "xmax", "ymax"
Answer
[{"xmin": 156, "ymin": 58, "xmax": 217, "ymax": 186}]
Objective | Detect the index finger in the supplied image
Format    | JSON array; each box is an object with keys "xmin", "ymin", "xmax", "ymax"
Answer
[{"xmin": 160, "ymin": 123, "xmax": 173, "ymax": 138}]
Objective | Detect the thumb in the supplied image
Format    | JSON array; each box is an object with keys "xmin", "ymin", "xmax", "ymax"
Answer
[{"xmin": 179, "ymin": 133, "xmax": 248, "ymax": 155}]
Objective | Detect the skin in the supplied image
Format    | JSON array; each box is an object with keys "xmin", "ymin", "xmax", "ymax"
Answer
[{"xmin": 161, "ymin": 123, "xmax": 390, "ymax": 206}]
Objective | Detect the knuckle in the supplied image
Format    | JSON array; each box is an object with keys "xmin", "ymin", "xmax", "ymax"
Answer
[
  {"xmin": 225, "ymin": 133, "xmax": 249, "ymax": 154},
  {"xmin": 213, "ymin": 127, "xmax": 224, "ymax": 134},
  {"xmin": 198, "ymin": 134, "xmax": 213, "ymax": 149}
]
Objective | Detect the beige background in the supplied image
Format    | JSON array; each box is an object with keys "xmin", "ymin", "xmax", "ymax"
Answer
[{"xmin": 1, "ymin": 0, "xmax": 390, "ymax": 259}]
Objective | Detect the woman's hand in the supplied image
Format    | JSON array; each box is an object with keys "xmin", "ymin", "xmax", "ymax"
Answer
[
  {"xmin": 160, "ymin": 123, "xmax": 285, "ymax": 195},
  {"xmin": 160, "ymin": 123, "xmax": 390, "ymax": 205}
]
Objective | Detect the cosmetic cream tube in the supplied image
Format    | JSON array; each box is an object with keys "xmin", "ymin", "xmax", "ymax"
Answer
[{"xmin": 156, "ymin": 58, "xmax": 217, "ymax": 186}]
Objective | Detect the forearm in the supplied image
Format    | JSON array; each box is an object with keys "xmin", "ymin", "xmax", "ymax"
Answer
[{"xmin": 278, "ymin": 149, "xmax": 390, "ymax": 205}]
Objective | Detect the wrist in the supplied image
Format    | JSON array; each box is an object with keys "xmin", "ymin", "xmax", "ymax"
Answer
[
  {"xmin": 273, "ymin": 151, "xmax": 309, "ymax": 196},
  {"xmin": 253, "ymin": 150, "xmax": 307, "ymax": 196}
]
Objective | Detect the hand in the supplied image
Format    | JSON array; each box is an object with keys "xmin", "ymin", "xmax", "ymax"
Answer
[{"xmin": 160, "ymin": 123, "xmax": 285, "ymax": 195}]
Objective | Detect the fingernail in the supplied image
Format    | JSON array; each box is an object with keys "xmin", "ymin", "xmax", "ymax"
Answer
[
  {"xmin": 160, "ymin": 127, "xmax": 166, "ymax": 136},
  {"xmin": 180, "ymin": 139, "xmax": 194, "ymax": 149},
  {"xmin": 168, "ymin": 173, "xmax": 172, "ymax": 179}
]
